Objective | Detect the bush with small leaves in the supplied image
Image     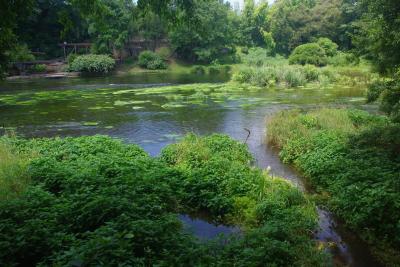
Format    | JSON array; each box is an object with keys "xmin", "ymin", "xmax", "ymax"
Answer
[{"xmin": 289, "ymin": 43, "xmax": 328, "ymax": 66}]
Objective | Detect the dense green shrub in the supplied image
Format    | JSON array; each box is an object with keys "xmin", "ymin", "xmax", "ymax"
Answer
[
  {"xmin": 0, "ymin": 136, "xmax": 198, "ymax": 266},
  {"xmin": 66, "ymin": 53, "xmax": 78, "ymax": 65},
  {"xmin": 242, "ymin": 47, "xmax": 272, "ymax": 67},
  {"xmin": 155, "ymin": 47, "xmax": 172, "ymax": 60},
  {"xmin": 268, "ymin": 109, "xmax": 400, "ymax": 266},
  {"xmin": 7, "ymin": 44, "xmax": 35, "ymax": 62},
  {"xmin": 328, "ymin": 52, "xmax": 360, "ymax": 66},
  {"xmin": 289, "ymin": 43, "xmax": 328, "ymax": 66},
  {"xmin": 161, "ymin": 134, "xmax": 327, "ymax": 266},
  {"xmin": 367, "ymin": 75, "xmax": 400, "ymax": 122},
  {"xmin": 68, "ymin": 54, "xmax": 115, "ymax": 73},
  {"xmin": 0, "ymin": 134, "xmax": 327, "ymax": 266},
  {"xmin": 317, "ymin": 38, "xmax": 338, "ymax": 57},
  {"xmin": 191, "ymin": 65, "xmax": 206, "ymax": 74},
  {"xmin": 138, "ymin": 50, "xmax": 167, "ymax": 70}
]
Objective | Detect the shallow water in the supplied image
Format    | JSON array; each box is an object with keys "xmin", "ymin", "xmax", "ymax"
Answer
[
  {"xmin": 180, "ymin": 214, "xmax": 240, "ymax": 240},
  {"xmin": 0, "ymin": 73, "xmax": 381, "ymax": 266}
]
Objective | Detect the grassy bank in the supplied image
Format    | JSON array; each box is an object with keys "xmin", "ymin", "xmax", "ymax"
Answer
[
  {"xmin": 267, "ymin": 109, "xmax": 400, "ymax": 266},
  {"xmin": 0, "ymin": 134, "xmax": 327, "ymax": 266},
  {"xmin": 231, "ymin": 63, "xmax": 374, "ymax": 89}
]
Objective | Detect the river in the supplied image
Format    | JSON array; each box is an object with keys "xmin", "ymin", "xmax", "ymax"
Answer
[{"xmin": 0, "ymin": 71, "xmax": 381, "ymax": 266}]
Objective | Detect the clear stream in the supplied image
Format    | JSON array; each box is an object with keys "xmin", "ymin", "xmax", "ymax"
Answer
[{"xmin": 0, "ymin": 71, "xmax": 381, "ymax": 266}]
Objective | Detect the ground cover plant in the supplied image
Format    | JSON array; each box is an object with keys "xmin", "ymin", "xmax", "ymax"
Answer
[
  {"xmin": 0, "ymin": 134, "xmax": 328, "ymax": 266},
  {"xmin": 267, "ymin": 109, "xmax": 400, "ymax": 266}
]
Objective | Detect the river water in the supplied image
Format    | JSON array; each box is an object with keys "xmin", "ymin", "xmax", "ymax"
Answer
[{"xmin": 0, "ymin": 71, "xmax": 381, "ymax": 266}]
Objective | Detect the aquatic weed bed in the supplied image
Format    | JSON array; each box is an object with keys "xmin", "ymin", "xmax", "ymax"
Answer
[{"xmin": 0, "ymin": 134, "xmax": 327, "ymax": 266}]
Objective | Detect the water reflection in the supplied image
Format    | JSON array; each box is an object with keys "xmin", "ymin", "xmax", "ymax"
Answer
[{"xmin": 179, "ymin": 214, "xmax": 240, "ymax": 240}]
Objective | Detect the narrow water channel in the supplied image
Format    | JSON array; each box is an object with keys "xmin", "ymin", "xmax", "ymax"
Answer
[{"xmin": 0, "ymin": 73, "xmax": 381, "ymax": 266}]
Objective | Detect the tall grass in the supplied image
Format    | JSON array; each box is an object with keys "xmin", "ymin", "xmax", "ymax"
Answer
[
  {"xmin": 232, "ymin": 64, "xmax": 336, "ymax": 88},
  {"xmin": 267, "ymin": 109, "xmax": 369, "ymax": 150},
  {"xmin": 0, "ymin": 138, "xmax": 32, "ymax": 200}
]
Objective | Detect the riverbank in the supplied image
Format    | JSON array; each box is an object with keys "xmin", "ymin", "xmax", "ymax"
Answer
[
  {"xmin": 0, "ymin": 134, "xmax": 327, "ymax": 266},
  {"xmin": 267, "ymin": 108, "xmax": 400, "ymax": 266}
]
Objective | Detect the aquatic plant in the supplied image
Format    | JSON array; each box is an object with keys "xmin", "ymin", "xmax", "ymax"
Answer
[{"xmin": 267, "ymin": 109, "xmax": 400, "ymax": 266}]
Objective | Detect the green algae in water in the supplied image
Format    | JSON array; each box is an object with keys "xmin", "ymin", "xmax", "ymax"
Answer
[
  {"xmin": 132, "ymin": 106, "xmax": 144, "ymax": 110},
  {"xmin": 161, "ymin": 103, "xmax": 187, "ymax": 109},
  {"xmin": 114, "ymin": 100, "xmax": 151, "ymax": 106},
  {"xmin": 83, "ymin": 122, "xmax": 99, "ymax": 126},
  {"xmin": 88, "ymin": 106, "xmax": 115, "ymax": 110}
]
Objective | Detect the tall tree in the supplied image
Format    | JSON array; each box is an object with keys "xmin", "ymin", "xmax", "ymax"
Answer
[
  {"xmin": 169, "ymin": 0, "xmax": 236, "ymax": 63},
  {"xmin": 0, "ymin": 0, "xmax": 34, "ymax": 76},
  {"xmin": 353, "ymin": 0, "xmax": 400, "ymax": 73},
  {"xmin": 269, "ymin": 0, "xmax": 353, "ymax": 55}
]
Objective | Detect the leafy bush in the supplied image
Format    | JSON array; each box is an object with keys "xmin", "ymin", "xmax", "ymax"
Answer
[
  {"xmin": 161, "ymin": 134, "xmax": 327, "ymax": 266},
  {"xmin": 156, "ymin": 47, "xmax": 172, "ymax": 60},
  {"xmin": 7, "ymin": 43, "xmax": 35, "ymax": 62},
  {"xmin": 28, "ymin": 64, "xmax": 47, "ymax": 73},
  {"xmin": 328, "ymin": 52, "xmax": 360, "ymax": 66},
  {"xmin": 0, "ymin": 136, "xmax": 196, "ymax": 266},
  {"xmin": 68, "ymin": 54, "xmax": 115, "ymax": 73},
  {"xmin": 302, "ymin": 64, "xmax": 320, "ymax": 81},
  {"xmin": 268, "ymin": 109, "xmax": 400, "ymax": 266},
  {"xmin": 138, "ymin": 50, "xmax": 167, "ymax": 70},
  {"xmin": 242, "ymin": 47, "xmax": 272, "ymax": 67},
  {"xmin": 317, "ymin": 38, "xmax": 338, "ymax": 57},
  {"xmin": 289, "ymin": 43, "xmax": 328, "ymax": 66},
  {"xmin": 367, "ymin": 76, "xmax": 400, "ymax": 122},
  {"xmin": 66, "ymin": 53, "xmax": 78, "ymax": 65},
  {"xmin": 191, "ymin": 65, "xmax": 206, "ymax": 74},
  {"xmin": 0, "ymin": 134, "xmax": 327, "ymax": 266}
]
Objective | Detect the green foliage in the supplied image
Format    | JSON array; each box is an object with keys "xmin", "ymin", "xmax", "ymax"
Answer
[
  {"xmin": 161, "ymin": 133, "xmax": 327, "ymax": 266},
  {"xmin": 0, "ymin": 136, "xmax": 195, "ymax": 266},
  {"xmin": 367, "ymin": 76, "xmax": 400, "ymax": 122},
  {"xmin": 0, "ymin": 134, "xmax": 327, "ymax": 266},
  {"xmin": 328, "ymin": 51, "xmax": 360, "ymax": 66},
  {"xmin": 138, "ymin": 50, "xmax": 167, "ymax": 70},
  {"xmin": 317, "ymin": 38, "xmax": 338, "ymax": 57},
  {"xmin": 242, "ymin": 47, "xmax": 273, "ymax": 67},
  {"xmin": 354, "ymin": 0, "xmax": 400, "ymax": 73},
  {"xmin": 289, "ymin": 43, "xmax": 328, "ymax": 66},
  {"xmin": 68, "ymin": 54, "xmax": 115, "ymax": 73},
  {"xmin": 67, "ymin": 53, "xmax": 78, "ymax": 65},
  {"xmin": 232, "ymin": 64, "xmax": 334, "ymax": 88},
  {"xmin": 0, "ymin": 0, "xmax": 34, "ymax": 76},
  {"xmin": 0, "ymin": 138, "xmax": 33, "ymax": 201},
  {"xmin": 6, "ymin": 43, "xmax": 35, "ymax": 62},
  {"xmin": 169, "ymin": 0, "xmax": 236, "ymax": 63},
  {"xmin": 270, "ymin": 0, "xmax": 350, "ymax": 55},
  {"xmin": 268, "ymin": 109, "xmax": 400, "ymax": 266},
  {"xmin": 28, "ymin": 64, "xmax": 47, "ymax": 73},
  {"xmin": 156, "ymin": 47, "xmax": 172, "ymax": 60}
]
